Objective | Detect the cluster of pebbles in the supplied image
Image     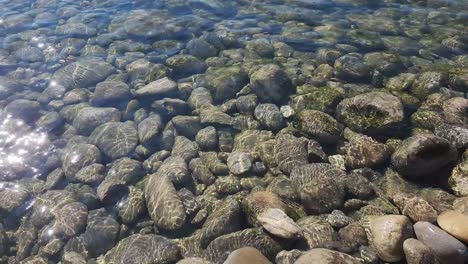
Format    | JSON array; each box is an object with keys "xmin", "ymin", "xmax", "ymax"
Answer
[{"xmin": 1, "ymin": 0, "xmax": 468, "ymax": 263}]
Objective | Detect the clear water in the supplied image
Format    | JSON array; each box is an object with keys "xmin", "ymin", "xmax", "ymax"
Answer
[{"xmin": 0, "ymin": 0, "xmax": 468, "ymax": 263}]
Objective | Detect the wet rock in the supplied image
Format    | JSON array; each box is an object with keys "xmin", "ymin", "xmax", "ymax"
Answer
[
  {"xmin": 103, "ymin": 234, "xmax": 180, "ymax": 264},
  {"xmin": 156, "ymin": 156, "xmax": 189, "ymax": 186},
  {"xmin": 36, "ymin": 112, "xmax": 64, "ymax": 132},
  {"xmin": 393, "ymin": 193, "xmax": 438, "ymax": 223},
  {"xmin": 166, "ymin": 54, "xmax": 207, "ymax": 78},
  {"xmin": 5, "ymin": 99, "xmax": 41, "ymax": 122},
  {"xmin": 97, "ymin": 158, "xmax": 145, "ymax": 204},
  {"xmin": 227, "ymin": 151, "xmax": 253, "ymax": 175},
  {"xmin": 0, "ymin": 184, "xmax": 30, "ymax": 213},
  {"xmin": 236, "ymin": 95, "xmax": 258, "ymax": 115},
  {"xmin": 411, "ymin": 71, "xmax": 447, "ymax": 100},
  {"xmin": 199, "ymin": 152, "xmax": 229, "ymax": 175},
  {"xmin": 73, "ymin": 107, "xmax": 120, "ymax": 135},
  {"xmin": 291, "ymin": 163, "xmax": 346, "ymax": 214},
  {"xmin": 442, "ymin": 97, "xmax": 468, "ymax": 128},
  {"xmin": 145, "ymin": 175, "xmax": 186, "ymax": 230},
  {"xmin": 91, "ymin": 81, "xmax": 131, "ymax": 106},
  {"xmin": 434, "ymin": 123, "xmax": 468, "ymax": 149},
  {"xmin": 254, "ymin": 103, "xmax": 285, "ymax": 131},
  {"xmin": 291, "ymin": 86, "xmax": 344, "ymax": 114},
  {"xmin": 336, "ymin": 92, "xmax": 404, "ymax": 134},
  {"xmin": 390, "ymin": 134, "xmax": 457, "ymax": 180},
  {"xmin": 274, "ymin": 134, "xmax": 308, "ymax": 175},
  {"xmin": 437, "ymin": 210, "xmax": 468, "ymax": 243},
  {"xmin": 62, "ymin": 251, "xmax": 86, "ymax": 264},
  {"xmin": 177, "ymin": 258, "xmax": 213, "ymax": 264},
  {"xmin": 0, "ymin": 76, "xmax": 23, "ymax": 99},
  {"xmin": 196, "ymin": 126, "xmax": 218, "ymax": 150},
  {"xmin": 186, "ymin": 38, "xmax": 218, "ymax": 59},
  {"xmin": 345, "ymin": 135, "xmax": 389, "ymax": 169},
  {"xmin": 83, "ymin": 215, "xmax": 119, "ymax": 257},
  {"xmin": 294, "ymin": 248, "xmax": 360, "ymax": 264},
  {"xmin": 172, "ymin": 136, "xmax": 199, "ymax": 162},
  {"xmin": 414, "ymin": 221, "xmax": 468, "ymax": 264},
  {"xmin": 200, "ymin": 196, "xmax": 241, "ymax": 247},
  {"xmin": 334, "ymin": 54, "xmax": 371, "ymax": 81},
  {"xmin": 90, "ymin": 121, "xmax": 138, "ymax": 159},
  {"xmin": 403, "ymin": 238, "xmax": 437, "ymax": 264},
  {"xmin": 295, "ymin": 110, "xmax": 343, "ymax": 144},
  {"xmin": 339, "ymin": 222, "xmax": 368, "ymax": 249},
  {"xmin": 189, "ymin": 87, "xmax": 213, "ymax": 110},
  {"xmin": 250, "ymin": 64, "xmax": 294, "ymax": 104},
  {"xmin": 363, "ymin": 215, "xmax": 414, "ymax": 262},
  {"xmin": 52, "ymin": 201, "xmax": 88, "ymax": 237},
  {"xmin": 204, "ymin": 228, "xmax": 282, "ymax": 263},
  {"xmin": 199, "ymin": 106, "xmax": 233, "ymax": 126},
  {"xmin": 73, "ymin": 164, "xmax": 106, "ymax": 185},
  {"xmin": 52, "ymin": 59, "xmax": 114, "ymax": 89},
  {"xmin": 224, "ymin": 247, "xmax": 272, "ymax": 264},
  {"xmin": 118, "ymin": 186, "xmax": 145, "ymax": 224},
  {"xmin": 171, "ymin": 115, "xmax": 203, "ymax": 139},
  {"xmin": 275, "ymin": 249, "xmax": 303, "ymax": 264},
  {"xmin": 449, "ymin": 150, "xmax": 468, "ymax": 197},
  {"xmin": 62, "ymin": 143, "xmax": 101, "ymax": 179},
  {"xmin": 137, "ymin": 115, "xmax": 163, "ymax": 145},
  {"xmin": 205, "ymin": 66, "xmax": 249, "ymax": 103},
  {"xmin": 242, "ymin": 191, "xmax": 288, "ymax": 226},
  {"xmin": 214, "ymin": 175, "xmax": 241, "ymax": 195},
  {"xmin": 257, "ymin": 208, "xmax": 302, "ymax": 239},
  {"xmin": 189, "ymin": 158, "xmax": 216, "ymax": 185},
  {"xmin": 134, "ymin": 77, "xmax": 178, "ymax": 97}
]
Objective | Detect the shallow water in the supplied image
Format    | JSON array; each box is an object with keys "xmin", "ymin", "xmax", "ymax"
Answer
[{"xmin": 1, "ymin": 0, "xmax": 468, "ymax": 263}]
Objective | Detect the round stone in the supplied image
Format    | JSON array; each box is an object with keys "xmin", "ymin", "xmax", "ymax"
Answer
[
  {"xmin": 227, "ymin": 151, "xmax": 253, "ymax": 175},
  {"xmin": 437, "ymin": 210, "xmax": 468, "ymax": 243}
]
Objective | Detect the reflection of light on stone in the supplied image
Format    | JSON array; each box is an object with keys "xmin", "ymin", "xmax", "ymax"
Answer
[
  {"xmin": 50, "ymin": 80, "xmax": 57, "ymax": 86},
  {"xmin": 70, "ymin": 153, "xmax": 79, "ymax": 163},
  {"xmin": 7, "ymin": 155, "xmax": 22, "ymax": 164},
  {"xmin": 41, "ymin": 206, "xmax": 47, "ymax": 213},
  {"xmin": 38, "ymin": 43, "xmax": 45, "ymax": 48},
  {"xmin": 47, "ymin": 229, "xmax": 54, "ymax": 236},
  {"xmin": 32, "ymin": 37, "xmax": 39, "ymax": 42},
  {"xmin": 0, "ymin": 19, "xmax": 3, "ymax": 25}
]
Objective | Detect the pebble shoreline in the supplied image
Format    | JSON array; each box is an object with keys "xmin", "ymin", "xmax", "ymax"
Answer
[{"xmin": 0, "ymin": 0, "xmax": 468, "ymax": 263}]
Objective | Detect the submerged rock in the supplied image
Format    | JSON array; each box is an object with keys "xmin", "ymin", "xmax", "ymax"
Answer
[
  {"xmin": 145, "ymin": 175, "xmax": 186, "ymax": 230},
  {"xmin": 294, "ymin": 248, "xmax": 360, "ymax": 264},
  {"xmin": 295, "ymin": 110, "xmax": 343, "ymax": 144},
  {"xmin": 90, "ymin": 122, "xmax": 138, "ymax": 159},
  {"xmin": 336, "ymin": 92, "xmax": 404, "ymax": 134},
  {"xmin": 390, "ymin": 134, "xmax": 457, "ymax": 180},
  {"xmin": 274, "ymin": 134, "xmax": 308, "ymax": 175},
  {"xmin": 250, "ymin": 64, "xmax": 294, "ymax": 104},
  {"xmin": 363, "ymin": 215, "xmax": 414, "ymax": 262},
  {"xmin": 103, "ymin": 234, "xmax": 180, "ymax": 264},
  {"xmin": 257, "ymin": 208, "xmax": 302, "ymax": 239},
  {"xmin": 414, "ymin": 221, "xmax": 468, "ymax": 264},
  {"xmin": 51, "ymin": 59, "xmax": 114, "ymax": 89},
  {"xmin": 224, "ymin": 247, "xmax": 272, "ymax": 264}
]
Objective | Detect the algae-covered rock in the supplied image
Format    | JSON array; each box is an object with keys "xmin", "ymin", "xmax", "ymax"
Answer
[
  {"xmin": 205, "ymin": 66, "xmax": 249, "ymax": 103},
  {"xmin": 250, "ymin": 64, "xmax": 294, "ymax": 104},
  {"xmin": 410, "ymin": 71, "xmax": 447, "ymax": 100},
  {"xmin": 449, "ymin": 150, "xmax": 468, "ymax": 197},
  {"xmin": 336, "ymin": 92, "xmax": 404, "ymax": 134},
  {"xmin": 274, "ymin": 134, "xmax": 308, "ymax": 175},
  {"xmin": 295, "ymin": 110, "xmax": 343, "ymax": 144},
  {"xmin": 291, "ymin": 86, "xmax": 344, "ymax": 114}
]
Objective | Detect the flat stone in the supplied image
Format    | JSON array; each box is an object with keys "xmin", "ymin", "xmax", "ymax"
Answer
[
  {"xmin": 437, "ymin": 210, "xmax": 468, "ymax": 243},
  {"xmin": 257, "ymin": 208, "xmax": 302, "ymax": 239},
  {"xmin": 414, "ymin": 221, "xmax": 468, "ymax": 264},
  {"xmin": 134, "ymin": 77, "xmax": 177, "ymax": 97}
]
